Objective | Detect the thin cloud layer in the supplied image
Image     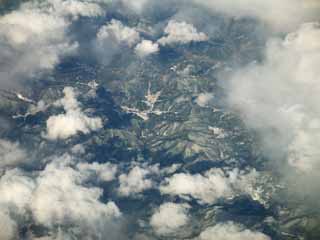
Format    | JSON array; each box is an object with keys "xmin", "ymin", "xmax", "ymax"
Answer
[
  {"xmin": 0, "ymin": 0, "xmax": 105, "ymax": 89},
  {"xmin": 227, "ymin": 23, "xmax": 320, "ymax": 174},
  {"xmin": 114, "ymin": 0, "xmax": 319, "ymax": 31},
  {"xmin": 0, "ymin": 1, "xmax": 76, "ymax": 88},
  {"xmin": 193, "ymin": 0, "xmax": 320, "ymax": 31}
]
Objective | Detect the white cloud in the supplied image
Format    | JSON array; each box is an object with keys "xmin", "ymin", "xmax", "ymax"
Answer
[
  {"xmin": 0, "ymin": 169, "xmax": 34, "ymax": 239},
  {"xmin": 31, "ymin": 156, "xmax": 122, "ymax": 235},
  {"xmin": 0, "ymin": 1, "xmax": 79, "ymax": 88},
  {"xmin": 135, "ymin": 40, "xmax": 159, "ymax": 57},
  {"xmin": 48, "ymin": 0, "xmax": 104, "ymax": 19},
  {"xmin": 77, "ymin": 162, "xmax": 118, "ymax": 182},
  {"xmin": 160, "ymin": 170, "xmax": 232, "ymax": 204},
  {"xmin": 226, "ymin": 23, "xmax": 320, "ymax": 174},
  {"xmin": 0, "ymin": 140, "xmax": 27, "ymax": 169},
  {"xmin": 193, "ymin": 0, "xmax": 319, "ymax": 31},
  {"xmin": 95, "ymin": 19, "xmax": 141, "ymax": 64},
  {"xmin": 0, "ymin": 169, "xmax": 35, "ymax": 214},
  {"xmin": 45, "ymin": 87, "xmax": 102, "ymax": 140},
  {"xmin": 118, "ymin": 166, "xmax": 154, "ymax": 196},
  {"xmin": 160, "ymin": 168, "xmax": 259, "ymax": 204},
  {"xmin": 0, "ymin": 154, "xmax": 122, "ymax": 239},
  {"xmin": 0, "ymin": 210, "xmax": 17, "ymax": 240},
  {"xmin": 97, "ymin": 19, "xmax": 140, "ymax": 48},
  {"xmin": 150, "ymin": 202, "xmax": 190, "ymax": 236},
  {"xmin": 158, "ymin": 20, "xmax": 208, "ymax": 46},
  {"xmin": 197, "ymin": 222, "xmax": 270, "ymax": 240}
]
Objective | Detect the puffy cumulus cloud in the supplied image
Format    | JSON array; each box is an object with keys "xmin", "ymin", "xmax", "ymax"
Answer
[
  {"xmin": 48, "ymin": 0, "xmax": 104, "ymax": 19},
  {"xmin": 226, "ymin": 23, "xmax": 320, "ymax": 174},
  {"xmin": 0, "ymin": 0, "xmax": 106, "ymax": 89},
  {"xmin": 118, "ymin": 165, "xmax": 155, "ymax": 196},
  {"xmin": 0, "ymin": 210, "xmax": 17, "ymax": 240},
  {"xmin": 150, "ymin": 202, "xmax": 190, "ymax": 236},
  {"xmin": 135, "ymin": 40, "xmax": 159, "ymax": 58},
  {"xmin": 77, "ymin": 162, "xmax": 118, "ymax": 182},
  {"xmin": 97, "ymin": 19, "xmax": 140, "ymax": 48},
  {"xmin": 193, "ymin": 0, "xmax": 320, "ymax": 31},
  {"xmin": 45, "ymin": 87, "xmax": 102, "ymax": 140},
  {"xmin": 0, "ymin": 139, "xmax": 27, "ymax": 169},
  {"xmin": 158, "ymin": 20, "xmax": 208, "ymax": 46},
  {"xmin": 31, "ymin": 156, "xmax": 121, "ymax": 231},
  {"xmin": 0, "ymin": 154, "xmax": 122, "ymax": 239},
  {"xmin": 0, "ymin": 169, "xmax": 34, "ymax": 239},
  {"xmin": 0, "ymin": 169, "xmax": 35, "ymax": 214},
  {"xmin": 197, "ymin": 222, "xmax": 270, "ymax": 240},
  {"xmin": 160, "ymin": 168, "xmax": 259, "ymax": 204},
  {"xmin": 0, "ymin": 1, "xmax": 79, "ymax": 89},
  {"xmin": 95, "ymin": 19, "xmax": 141, "ymax": 64}
]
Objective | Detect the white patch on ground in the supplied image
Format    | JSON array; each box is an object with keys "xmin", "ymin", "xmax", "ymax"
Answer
[{"xmin": 195, "ymin": 93, "xmax": 214, "ymax": 107}]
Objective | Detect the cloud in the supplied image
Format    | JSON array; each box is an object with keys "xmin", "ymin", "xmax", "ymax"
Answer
[
  {"xmin": 118, "ymin": 165, "xmax": 155, "ymax": 196},
  {"xmin": 0, "ymin": 210, "xmax": 17, "ymax": 240},
  {"xmin": 33, "ymin": 156, "xmax": 122, "ymax": 239},
  {"xmin": 192, "ymin": 0, "xmax": 320, "ymax": 31},
  {"xmin": 197, "ymin": 222, "xmax": 270, "ymax": 240},
  {"xmin": 0, "ymin": 154, "xmax": 123, "ymax": 239},
  {"xmin": 45, "ymin": 87, "xmax": 102, "ymax": 140},
  {"xmin": 160, "ymin": 168, "xmax": 260, "ymax": 204},
  {"xmin": 0, "ymin": 139, "xmax": 27, "ymax": 169},
  {"xmin": 0, "ymin": 169, "xmax": 35, "ymax": 214},
  {"xmin": 77, "ymin": 162, "xmax": 118, "ymax": 182},
  {"xmin": 0, "ymin": 0, "xmax": 80, "ymax": 89},
  {"xmin": 158, "ymin": 20, "xmax": 208, "ymax": 46},
  {"xmin": 31, "ymin": 156, "xmax": 121, "ymax": 230},
  {"xmin": 48, "ymin": 0, "xmax": 104, "ymax": 19},
  {"xmin": 226, "ymin": 23, "xmax": 320, "ymax": 174},
  {"xmin": 135, "ymin": 40, "xmax": 159, "ymax": 58},
  {"xmin": 97, "ymin": 19, "xmax": 140, "ymax": 48},
  {"xmin": 0, "ymin": 0, "xmax": 106, "ymax": 89},
  {"xmin": 150, "ymin": 202, "xmax": 190, "ymax": 236},
  {"xmin": 95, "ymin": 19, "xmax": 141, "ymax": 64}
]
